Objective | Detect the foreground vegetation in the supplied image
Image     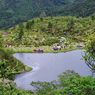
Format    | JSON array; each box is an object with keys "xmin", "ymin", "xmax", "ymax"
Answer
[
  {"xmin": 0, "ymin": 82, "xmax": 33, "ymax": 95},
  {"xmin": 1, "ymin": 70, "xmax": 95, "ymax": 95},
  {"xmin": 0, "ymin": 48, "xmax": 31, "ymax": 80},
  {"xmin": 0, "ymin": 48, "xmax": 32, "ymax": 94},
  {"xmin": 31, "ymin": 71, "xmax": 95, "ymax": 95}
]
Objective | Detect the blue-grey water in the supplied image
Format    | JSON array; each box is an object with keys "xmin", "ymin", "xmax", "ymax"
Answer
[{"xmin": 14, "ymin": 50, "xmax": 92, "ymax": 90}]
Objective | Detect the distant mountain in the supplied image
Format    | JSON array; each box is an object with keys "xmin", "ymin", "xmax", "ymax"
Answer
[
  {"xmin": 61, "ymin": 0, "xmax": 95, "ymax": 17},
  {"xmin": 0, "ymin": 0, "xmax": 65, "ymax": 28},
  {"xmin": 0, "ymin": 0, "xmax": 95, "ymax": 28}
]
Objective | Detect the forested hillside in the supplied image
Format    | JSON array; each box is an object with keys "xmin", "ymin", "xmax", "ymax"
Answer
[
  {"xmin": 0, "ymin": 0, "xmax": 95, "ymax": 28},
  {"xmin": 0, "ymin": 0, "xmax": 66, "ymax": 28},
  {"xmin": 61, "ymin": 0, "xmax": 95, "ymax": 17}
]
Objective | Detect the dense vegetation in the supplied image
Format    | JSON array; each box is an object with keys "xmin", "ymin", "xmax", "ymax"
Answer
[
  {"xmin": 0, "ymin": 70, "xmax": 95, "ymax": 95},
  {"xmin": 0, "ymin": 82, "xmax": 33, "ymax": 95},
  {"xmin": 0, "ymin": 0, "xmax": 95, "ymax": 28},
  {"xmin": 1, "ymin": 16, "xmax": 95, "ymax": 53},
  {"xmin": 84, "ymin": 33, "xmax": 95, "ymax": 74},
  {"xmin": 60, "ymin": 0, "xmax": 95, "ymax": 17},
  {"xmin": 0, "ymin": 0, "xmax": 72, "ymax": 28},
  {"xmin": 0, "ymin": 42, "xmax": 32, "ymax": 94},
  {"xmin": 0, "ymin": 42, "xmax": 31, "ymax": 94},
  {"xmin": 0, "ymin": 48, "xmax": 31, "ymax": 80}
]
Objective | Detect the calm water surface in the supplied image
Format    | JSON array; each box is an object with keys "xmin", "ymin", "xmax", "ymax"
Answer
[{"xmin": 14, "ymin": 50, "xmax": 92, "ymax": 90}]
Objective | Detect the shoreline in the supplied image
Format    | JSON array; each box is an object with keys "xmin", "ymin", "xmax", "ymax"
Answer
[{"xmin": 5, "ymin": 46, "xmax": 84, "ymax": 53}]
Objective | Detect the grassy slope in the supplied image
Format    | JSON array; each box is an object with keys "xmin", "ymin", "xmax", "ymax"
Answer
[{"xmin": 1, "ymin": 16, "xmax": 95, "ymax": 52}]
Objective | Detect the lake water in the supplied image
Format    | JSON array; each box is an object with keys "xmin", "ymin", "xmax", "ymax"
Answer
[{"xmin": 14, "ymin": 50, "xmax": 92, "ymax": 90}]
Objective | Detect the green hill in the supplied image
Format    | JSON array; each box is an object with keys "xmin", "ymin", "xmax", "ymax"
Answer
[
  {"xmin": 0, "ymin": 0, "xmax": 66, "ymax": 28},
  {"xmin": 0, "ymin": 0, "xmax": 95, "ymax": 28},
  {"xmin": 1, "ymin": 16, "xmax": 94, "ymax": 53},
  {"xmin": 61, "ymin": 0, "xmax": 95, "ymax": 17}
]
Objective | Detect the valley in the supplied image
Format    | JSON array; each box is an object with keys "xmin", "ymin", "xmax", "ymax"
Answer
[{"xmin": 0, "ymin": 0, "xmax": 95, "ymax": 95}]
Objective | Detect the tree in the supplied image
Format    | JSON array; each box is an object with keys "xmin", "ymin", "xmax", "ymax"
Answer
[
  {"xmin": 17, "ymin": 24, "xmax": 24, "ymax": 41},
  {"xmin": 40, "ymin": 11, "xmax": 46, "ymax": 18},
  {"xmin": 84, "ymin": 34, "xmax": 95, "ymax": 75},
  {"xmin": 0, "ymin": 33, "xmax": 3, "ymax": 47},
  {"xmin": 67, "ymin": 18, "xmax": 75, "ymax": 32},
  {"xmin": 26, "ymin": 20, "xmax": 34, "ymax": 30},
  {"xmin": 0, "ymin": 60, "xmax": 8, "ymax": 81},
  {"xmin": 48, "ymin": 22, "xmax": 54, "ymax": 34},
  {"xmin": 48, "ymin": 22, "xmax": 53, "ymax": 29},
  {"xmin": 91, "ymin": 16, "xmax": 95, "ymax": 20}
]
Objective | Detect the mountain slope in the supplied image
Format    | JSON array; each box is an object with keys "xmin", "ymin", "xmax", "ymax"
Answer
[
  {"xmin": 0, "ymin": 0, "xmax": 95, "ymax": 28},
  {"xmin": 0, "ymin": 0, "xmax": 65, "ymax": 28},
  {"xmin": 62, "ymin": 0, "xmax": 95, "ymax": 17}
]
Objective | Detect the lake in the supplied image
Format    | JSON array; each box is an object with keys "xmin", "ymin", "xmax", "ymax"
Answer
[{"xmin": 14, "ymin": 50, "xmax": 92, "ymax": 90}]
